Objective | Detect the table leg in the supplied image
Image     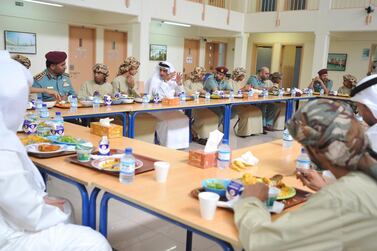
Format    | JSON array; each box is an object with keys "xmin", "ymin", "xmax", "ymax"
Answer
[
  {"xmin": 223, "ymin": 104, "xmax": 231, "ymax": 142},
  {"xmin": 128, "ymin": 112, "xmax": 136, "ymax": 138},
  {"xmin": 186, "ymin": 230, "xmax": 193, "ymax": 251},
  {"xmin": 38, "ymin": 168, "xmax": 90, "ymax": 226},
  {"xmin": 89, "ymin": 187, "xmax": 101, "ymax": 229},
  {"xmin": 185, "ymin": 109, "xmax": 193, "ymax": 143}
]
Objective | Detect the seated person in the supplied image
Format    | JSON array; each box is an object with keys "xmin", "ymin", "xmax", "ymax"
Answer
[
  {"xmin": 246, "ymin": 67, "xmax": 280, "ymax": 132},
  {"xmin": 338, "ymin": 74, "xmax": 357, "ymax": 96},
  {"xmin": 268, "ymin": 71, "xmax": 287, "ymax": 130},
  {"xmin": 184, "ymin": 66, "xmax": 218, "ymax": 145},
  {"xmin": 112, "ymin": 57, "xmax": 140, "ymax": 97},
  {"xmin": 78, "ymin": 63, "xmax": 113, "ymax": 99},
  {"xmin": 234, "ymin": 99, "xmax": 377, "ymax": 251},
  {"xmin": 0, "ymin": 50, "xmax": 111, "ymax": 251},
  {"xmin": 229, "ymin": 67, "xmax": 263, "ymax": 136},
  {"xmin": 33, "ymin": 51, "xmax": 76, "ymax": 101},
  {"xmin": 269, "ymin": 71, "xmax": 283, "ymax": 91},
  {"xmin": 308, "ymin": 68, "xmax": 333, "ymax": 94},
  {"xmin": 146, "ymin": 62, "xmax": 189, "ymax": 149},
  {"xmin": 12, "ymin": 54, "xmax": 61, "ymax": 101}
]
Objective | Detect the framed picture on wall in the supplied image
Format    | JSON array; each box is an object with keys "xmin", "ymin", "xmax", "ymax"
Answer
[
  {"xmin": 149, "ymin": 44, "xmax": 167, "ymax": 61},
  {"xmin": 327, "ymin": 53, "xmax": 347, "ymax": 71},
  {"xmin": 4, "ymin": 30, "xmax": 37, "ymax": 54}
]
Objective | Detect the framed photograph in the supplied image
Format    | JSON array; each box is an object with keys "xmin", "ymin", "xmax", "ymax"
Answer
[
  {"xmin": 362, "ymin": 48, "xmax": 370, "ymax": 59},
  {"xmin": 149, "ymin": 44, "xmax": 167, "ymax": 61},
  {"xmin": 327, "ymin": 53, "xmax": 347, "ymax": 71},
  {"xmin": 4, "ymin": 30, "xmax": 36, "ymax": 54}
]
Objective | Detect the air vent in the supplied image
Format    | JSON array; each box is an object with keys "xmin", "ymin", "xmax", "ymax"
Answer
[{"xmin": 15, "ymin": 1, "xmax": 24, "ymax": 6}]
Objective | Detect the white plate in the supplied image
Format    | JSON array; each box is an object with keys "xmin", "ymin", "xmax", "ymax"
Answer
[
  {"xmin": 45, "ymin": 101, "xmax": 56, "ymax": 108},
  {"xmin": 122, "ymin": 99, "xmax": 134, "ymax": 104},
  {"xmin": 26, "ymin": 143, "xmax": 66, "ymax": 154},
  {"xmin": 91, "ymin": 157, "xmax": 143, "ymax": 172}
]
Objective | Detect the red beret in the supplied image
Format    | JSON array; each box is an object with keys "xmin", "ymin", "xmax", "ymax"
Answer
[
  {"xmin": 215, "ymin": 66, "xmax": 228, "ymax": 74},
  {"xmin": 318, "ymin": 69, "xmax": 328, "ymax": 75},
  {"xmin": 45, "ymin": 51, "xmax": 67, "ymax": 64}
]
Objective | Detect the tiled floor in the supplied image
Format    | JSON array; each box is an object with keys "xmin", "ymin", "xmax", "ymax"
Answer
[{"xmin": 47, "ymin": 129, "xmax": 282, "ymax": 251}]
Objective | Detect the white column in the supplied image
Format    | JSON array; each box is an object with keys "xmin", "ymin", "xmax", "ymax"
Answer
[
  {"xmin": 131, "ymin": 15, "xmax": 151, "ymax": 82},
  {"xmin": 311, "ymin": 30, "xmax": 330, "ymax": 76},
  {"xmin": 271, "ymin": 43, "xmax": 281, "ymax": 73},
  {"xmin": 95, "ymin": 27, "xmax": 104, "ymax": 63},
  {"xmin": 318, "ymin": 0, "xmax": 332, "ymax": 11},
  {"xmin": 199, "ymin": 39, "xmax": 206, "ymax": 67},
  {"xmin": 233, "ymin": 33, "xmax": 249, "ymax": 68}
]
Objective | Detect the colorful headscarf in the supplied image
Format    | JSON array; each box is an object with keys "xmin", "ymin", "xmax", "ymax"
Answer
[
  {"xmin": 287, "ymin": 99, "xmax": 369, "ymax": 171},
  {"xmin": 92, "ymin": 63, "xmax": 109, "ymax": 76},
  {"xmin": 270, "ymin": 72, "xmax": 283, "ymax": 84},
  {"xmin": 118, "ymin": 56, "xmax": 140, "ymax": 76},
  {"xmin": 232, "ymin": 67, "xmax": 246, "ymax": 81},
  {"xmin": 343, "ymin": 74, "xmax": 357, "ymax": 86},
  {"xmin": 12, "ymin": 54, "xmax": 31, "ymax": 69},
  {"xmin": 189, "ymin": 66, "xmax": 206, "ymax": 82}
]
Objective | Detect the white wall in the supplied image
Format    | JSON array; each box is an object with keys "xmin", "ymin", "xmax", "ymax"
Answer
[
  {"xmin": 246, "ymin": 33, "xmax": 315, "ymax": 88},
  {"xmin": 328, "ymin": 32, "xmax": 377, "ymax": 90}
]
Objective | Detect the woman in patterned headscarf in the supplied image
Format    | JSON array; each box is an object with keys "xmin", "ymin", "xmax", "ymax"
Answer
[
  {"xmin": 233, "ymin": 99, "xmax": 377, "ymax": 251},
  {"xmin": 338, "ymin": 74, "xmax": 357, "ymax": 96},
  {"xmin": 78, "ymin": 63, "xmax": 113, "ymax": 99},
  {"xmin": 111, "ymin": 56, "xmax": 141, "ymax": 97}
]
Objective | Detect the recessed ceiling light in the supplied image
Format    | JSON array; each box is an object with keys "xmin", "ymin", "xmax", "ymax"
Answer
[
  {"xmin": 162, "ymin": 21, "xmax": 191, "ymax": 27},
  {"xmin": 23, "ymin": 0, "xmax": 63, "ymax": 7}
]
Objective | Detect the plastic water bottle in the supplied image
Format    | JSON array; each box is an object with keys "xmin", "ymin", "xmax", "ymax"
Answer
[
  {"xmin": 262, "ymin": 89, "xmax": 268, "ymax": 98},
  {"xmin": 35, "ymin": 97, "xmax": 43, "ymax": 115},
  {"xmin": 217, "ymin": 139, "xmax": 231, "ymax": 169},
  {"xmin": 282, "ymin": 128, "xmax": 293, "ymax": 148},
  {"xmin": 278, "ymin": 88, "xmax": 284, "ymax": 98},
  {"xmin": 308, "ymin": 88, "xmax": 313, "ymax": 96},
  {"xmin": 229, "ymin": 90, "xmax": 234, "ymax": 100},
  {"xmin": 142, "ymin": 93, "xmax": 149, "ymax": 104},
  {"xmin": 319, "ymin": 89, "xmax": 325, "ymax": 96},
  {"xmin": 119, "ymin": 148, "xmax": 135, "ymax": 184},
  {"xmin": 180, "ymin": 91, "xmax": 186, "ymax": 103},
  {"xmin": 296, "ymin": 148, "xmax": 311, "ymax": 171},
  {"xmin": 237, "ymin": 90, "xmax": 243, "ymax": 96},
  {"xmin": 40, "ymin": 104, "xmax": 49, "ymax": 119},
  {"xmin": 93, "ymin": 95, "xmax": 101, "ymax": 108},
  {"xmin": 98, "ymin": 136, "xmax": 110, "ymax": 156},
  {"xmin": 248, "ymin": 89, "xmax": 254, "ymax": 97},
  {"xmin": 52, "ymin": 111, "xmax": 64, "ymax": 136},
  {"xmin": 71, "ymin": 95, "xmax": 78, "ymax": 108},
  {"xmin": 291, "ymin": 88, "xmax": 296, "ymax": 97},
  {"xmin": 205, "ymin": 92, "xmax": 211, "ymax": 101}
]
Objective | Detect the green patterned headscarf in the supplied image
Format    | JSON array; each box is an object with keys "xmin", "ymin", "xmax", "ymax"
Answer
[{"xmin": 287, "ymin": 99, "xmax": 368, "ymax": 171}]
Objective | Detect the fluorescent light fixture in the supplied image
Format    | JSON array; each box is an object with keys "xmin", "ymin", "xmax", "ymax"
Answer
[
  {"xmin": 23, "ymin": 0, "xmax": 63, "ymax": 7},
  {"xmin": 162, "ymin": 21, "xmax": 191, "ymax": 27}
]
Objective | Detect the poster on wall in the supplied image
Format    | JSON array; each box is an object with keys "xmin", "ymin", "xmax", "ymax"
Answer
[
  {"xmin": 362, "ymin": 48, "xmax": 370, "ymax": 59},
  {"xmin": 327, "ymin": 53, "xmax": 347, "ymax": 71},
  {"xmin": 149, "ymin": 44, "xmax": 167, "ymax": 61},
  {"xmin": 4, "ymin": 30, "xmax": 36, "ymax": 54}
]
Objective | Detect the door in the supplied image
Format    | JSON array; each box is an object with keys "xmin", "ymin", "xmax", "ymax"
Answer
[
  {"xmin": 104, "ymin": 30, "xmax": 128, "ymax": 81},
  {"xmin": 183, "ymin": 39, "xmax": 200, "ymax": 79},
  {"xmin": 369, "ymin": 44, "xmax": 377, "ymax": 74},
  {"xmin": 280, "ymin": 45, "xmax": 303, "ymax": 88},
  {"xmin": 205, "ymin": 42, "xmax": 227, "ymax": 72},
  {"xmin": 69, "ymin": 26, "xmax": 96, "ymax": 92},
  {"xmin": 255, "ymin": 46, "xmax": 272, "ymax": 72}
]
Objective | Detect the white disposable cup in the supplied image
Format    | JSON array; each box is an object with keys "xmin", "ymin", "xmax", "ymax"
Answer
[
  {"xmin": 266, "ymin": 187, "xmax": 281, "ymax": 207},
  {"xmin": 154, "ymin": 161, "xmax": 170, "ymax": 183},
  {"xmin": 199, "ymin": 192, "xmax": 220, "ymax": 220},
  {"xmin": 322, "ymin": 170, "xmax": 337, "ymax": 184}
]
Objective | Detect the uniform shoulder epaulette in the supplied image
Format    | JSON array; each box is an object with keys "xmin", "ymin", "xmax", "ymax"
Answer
[
  {"xmin": 34, "ymin": 71, "xmax": 46, "ymax": 81},
  {"xmin": 62, "ymin": 72, "xmax": 71, "ymax": 78}
]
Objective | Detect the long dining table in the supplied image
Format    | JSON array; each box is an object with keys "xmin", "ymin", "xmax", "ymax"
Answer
[{"xmin": 25, "ymin": 122, "xmax": 312, "ymax": 251}]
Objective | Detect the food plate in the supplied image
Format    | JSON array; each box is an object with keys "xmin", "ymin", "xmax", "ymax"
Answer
[
  {"xmin": 55, "ymin": 102, "xmax": 83, "ymax": 109},
  {"xmin": 91, "ymin": 157, "xmax": 143, "ymax": 172},
  {"xmin": 45, "ymin": 101, "xmax": 57, "ymax": 108},
  {"xmin": 20, "ymin": 135, "xmax": 51, "ymax": 145},
  {"xmin": 277, "ymin": 186, "xmax": 296, "ymax": 200},
  {"xmin": 79, "ymin": 100, "xmax": 94, "ymax": 107},
  {"xmin": 111, "ymin": 99, "xmax": 123, "ymax": 105},
  {"xmin": 134, "ymin": 97, "xmax": 153, "ymax": 103},
  {"xmin": 26, "ymin": 143, "xmax": 65, "ymax": 154},
  {"xmin": 122, "ymin": 98, "xmax": 134, "ymax": 104},
  {"xmin": 337, "ymin": 94, "xmax": 350, "ymax": 98},
  {"xmin": 47, "ymin": 135, "xmax": 89, "ymax": 146}
]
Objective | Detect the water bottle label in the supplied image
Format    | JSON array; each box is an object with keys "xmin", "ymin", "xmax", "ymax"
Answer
[
  {"xmin": 99, "ymin": 144, "xmax": 110, "ymax": 155},
  {"xmin": 51, "ymin": 125, "xmax": 64, "ymax": 136},
  {"xmin": 120, "ymin": 161, "xmax": 135, "ymax": 175},
  {"xmin": 296, "ymin": 159, "xmax": 311, "ymax": 169},
  {"xmin": 218, "ymin": 151, "xmax": 231, "ymax": 161},
  {"xmin": 23, "ymin": 120, "xmax": 37, "ymax": 134}
]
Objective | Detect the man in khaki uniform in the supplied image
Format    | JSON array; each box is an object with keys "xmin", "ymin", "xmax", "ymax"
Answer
[
  {"xmin": 78, "ymin": 63, "xmax": 113, "ymax": 99},
  {"xmin": 184, "ymin": 67, "xmax": 218, "ymax": 145},
  {"xmin": 229, "ymin": 67, "xmax": 263, "ymax": 136}
]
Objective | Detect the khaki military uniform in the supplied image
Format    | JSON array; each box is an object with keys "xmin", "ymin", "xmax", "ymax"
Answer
[
  {"xmin": 229, "ymin": 79, "xmax": 263, "ymax": 136},
  {"xmin": 184, "ymin": 79, "xmax": 218, "ymax": 139},
  {"xmin": 78, "ymin": 80, "xmax": 113, "ymax": 99},
  {"xmin": 111, "ymin": 75, "xmax": 140, "ymax": 97}
]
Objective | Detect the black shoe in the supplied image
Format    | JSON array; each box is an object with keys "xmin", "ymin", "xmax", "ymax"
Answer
[{"xmin": 197, "ymin": 138, "xmax": 208, "ymax": 145}]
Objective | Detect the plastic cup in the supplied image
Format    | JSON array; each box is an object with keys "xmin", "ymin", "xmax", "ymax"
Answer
[
  {"xmin": 198, "ymin": 192, "xmax": 219, "ymax": 220},
  {"xmin": 154, "ymin": 161, "xmax": 170, "ymax": 183},
  {"xmin": 76, "ymin": 145, "xmax": 93, "ymax": 162},
  {"xmin": 266, "ymin": 187, "xmax": 280, "ymax": 207}
]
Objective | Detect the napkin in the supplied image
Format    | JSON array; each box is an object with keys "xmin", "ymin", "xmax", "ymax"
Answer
[
  {"xmin": 204, "ymin": 129, "xmax": 223, "ymax": 153},
  {"xmin": 99, "ymin": 118, "xmax": 114, "ymax": 127},
  {"xmin": 234, "ymin": 151, "xmax": 259, "ymax": 166}
]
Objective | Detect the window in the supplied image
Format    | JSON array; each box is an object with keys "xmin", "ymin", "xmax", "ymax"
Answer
[{"xmin": 260, "ymin": 0, "xmax": 276, "ymax": 12}]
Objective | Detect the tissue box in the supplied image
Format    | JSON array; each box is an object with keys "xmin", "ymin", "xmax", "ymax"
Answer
[
  {"xmin": 162, "ymin": 97, "xmax": 180, "ymax": 106},
  {"xmin": 188, "ymin": 150, "xmax": 217, "ymax": 168},
  {"xmin": 90, "ymin": 122, "xmax": 123, "ymax": 138}
]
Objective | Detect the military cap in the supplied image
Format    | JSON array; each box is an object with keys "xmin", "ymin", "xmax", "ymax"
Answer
[
  {"xmin": 215, "ymin": 66, "xmax": 228, "ymax": 74},
  {"xmin": 45, "ymin": 51, "xmax": 67, "ymax": 64},
  {"xmin": 317, "ymin": 68, "xmax": 328, "ymax": 76}
]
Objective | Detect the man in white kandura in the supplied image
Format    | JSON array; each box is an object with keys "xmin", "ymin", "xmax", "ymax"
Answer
[
  {"xmin": 0, "ymin": 50, "xmax": 111, "ymax": 251},
  {"xmin": 146, "ymin": 61, "xmax": 189, "ymax": 149}
]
